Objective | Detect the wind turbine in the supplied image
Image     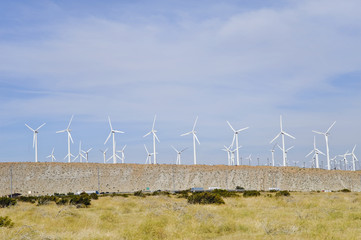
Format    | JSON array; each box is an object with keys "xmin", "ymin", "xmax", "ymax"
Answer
[
  {"xmin": 143, "ymin": 115, "xmax": 160, "ymax": 164},
  {"xmin": 100, "ymin": 148, "xmax": 108, "ymax": 163},
  {"xmin": 270, "ymin": 115, "xmax": 296, "ymax": 167},
  {"xmin": 82, "ymin": 148, "xmax": 92, "ymax": 163},
  {"xmin": 181, "ymin": 117, "xmax": 200, "ymax": 165},
  {"xmin": 116, "ymin": 145, "xmax": 127, "ymax": 164},
  {"xmin": 144, "ymin": 145, "xmax": 154, "ymax": 164},
  {"xmin": 312, "ymin": 121, "xmax": 336, "ymax": 170},
  {"xmin": 305, "ymin": 136, "xmax": 325, "ymax": 169},
  {"xmin": 277, "ymin": 144, "xmax": 294, "ymax": 166},
  {"xmin": 56, "ymin": 115, "xmax": 74, "ymax": 163},
  {"xmin": 331, "ymin": 156, "xmax": 338, "ymax": 170},
  {"xmin": 73, "ymin": 141, "xmax": 85, "ymax": 163},
  {"xmin": 171, "ymin": 145, "xmax": 187, "ymax": 165},
  {"xmin": 46, "ymin": 148, "xmax": 56, "ymax": 162},
  {"xmin": 25, "ymin": 123, "xmax": 46, "ymax": 163},
  {"xmin": 104, "ymin": 116, "xmax": 124, "ymax": 164},
  {"xmin": 226, "ymin": 121, "xmax": 249, "ymax": 166},
  {"xmin": 339, "ymin": 151, "xmax": 351, "ymax": 170},
  {"xmin": 350, "ymin": 145, "xmax": 358, "ymax": 171},
  {"xmin": 246, "ymin": 154, "xmax": 252, "ymax": 166},
  {"xmin": 230, "ymin": 146, "xmax": 242, "ymax": 166},
  {"xmin": 270, "ymin": 143, "xmax": 277, "ymax": 167},
  {"xmin": 222, "ymin": 145, "xmax": 232, "ymax": 165}
]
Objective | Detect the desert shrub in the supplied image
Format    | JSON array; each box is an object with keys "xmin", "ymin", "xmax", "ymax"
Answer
[
  {"xmin": 0, "ymin": 216, "xmax": 14, "ymax": 228},
  {"xmin": 265, "ymin": 194, "xmax": 273, "ymax": 198},
  {"xmin": 275, "ymin": 191, "xmax": 291, "ymax": 197},
  {"xmin": 269, "ymin": 189, "xmax": 278, "ymax": 193},
  {"xmin": 236, "ymin": 186, "xmax": 245, "ymax": 190},
  {"xmin": 67, "ymin": 192, "xmax": 74, "ymax": 196},
  {"xmin": 134, "ymin": 190, "xmax": 145, "ymax": 197},
  {"xmin": 340, "ymin": 189, "xmax": 351, "ymax": 193},
  {"xmin": 109, "ymin": 193, "xmax": 129, "ymax": 198},
  {"xmin": 37, "ymin": 195, "xmax": 58, "ymax": 206},
  {"xmin": 69, "ymin": 195, "xmax": 91, "ymax": 208},
  {"xmin": 56, "ymin": 198, "xmax": 69, "ymax": 205},
  {"xmin": 0, "ymin": 197, "xmax": 17, "ymax": 208},
  {"xmin": 243, "ymin": 190, "xmax": 261, "ymax": 197},
  {"xmin": 18, "ymin": 196, "xmax": 37, "ymax": 204},
  {"xmin": 187, "ymin": 192, "xmax": 225, "ymax": 205},
  {"xmin": 152, "ymin": 190, "xmax": 170, "ymax": 196},
  {"xmin": 212, "ymin": 189, "xmax": 238, "ymax": 198},
  {"xmin": 175, "ymin": 190, "xmax": 190, "ymax": 199},
  {"xmin": 90, "ymin": 193, "xmax": 98, "ymax": 199}
]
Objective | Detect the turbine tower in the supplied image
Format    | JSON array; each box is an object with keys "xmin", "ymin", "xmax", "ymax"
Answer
[
  {"xmin": 25, "ymin": 122, "xmax": 46, "ymax": 163},
  {"xmin": 350, "ymin": 145, "xmax": 358, "ymax": 171},
  {"xmin": 312, "ymin": 121, "xmax": 336, "ymax": 170},
  {"xmin": 222, "ymin": 145, "xmax": 232, "ymax": 165},
  {"xmin": 171, "ymin": 146, "xmax": 187, "ymax": 165},
  {"xmin": 181, "ymin": 117, "xmax": 200, "ymax": 165},
  {"xmin": 83, "ymin": 148, "xmax": 92, "ymax": 163},
  {"xmin": 270, "ymin": 115, "xmax": 296, "ymax": 167},
  {"xmin": 246, "ymin": 154, "xmax": 252, "ymax": 166},
  {"xmin": 230, "ymin": 146, "xmax": 242, "ymax": 166},
  {"xmin": 270, "ymin": 143, "xmax": 277, "ymax": 167},
  {"xmin": 56, "ymin": 115, "xmax": 74, "ymax": 163},
  {"xmin": 104, "ymin": 116, "xmax": 124, "ymax": 164},
  {"xmin": 143, "ymin": 115, "xmax": 160, "ymax": 164},
  {"xmin": 277, "ymin": 144, "xmax": 294, "ymax": 166},
  {"xmin": 46, "ymin": 148, "xmax": 56, "ymax": 162},
  {"xmin": 305, "ymin": 136, "xmax": 325, "ymax": 169},
  {"xmin": 226, "ymin": 121, "xmax": 249, "ymax": 166},
  {"xmin": 100, "ymin": 148, "xmax": 108, "ymax": 163},
  {"xmin": 339, "ymin": 151, "xmax": 350, "ymax": 170},
  {"xmin": 116, "ymin": 145, "xmax": 127, "ymax": 163}
]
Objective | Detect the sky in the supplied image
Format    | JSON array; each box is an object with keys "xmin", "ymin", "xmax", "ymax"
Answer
[{"xmin": 0, "ymin": 0, "xmax": 360, "ymax": 168}]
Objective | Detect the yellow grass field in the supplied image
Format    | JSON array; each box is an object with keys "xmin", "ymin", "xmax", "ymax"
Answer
[{"xmin": 1, "ymin": 192, "xmax": 361, "ymax": 240}]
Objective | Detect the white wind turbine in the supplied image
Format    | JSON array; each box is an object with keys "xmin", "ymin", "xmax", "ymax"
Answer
[
  {"xmin": 171, "ymin": 146, "xmax": 187, "ymax": 165},
  {"xmin": 270, "ymin": 143, "xmax": 277, "ymax": 167},
  {"xmin": 143, "ymin": 115, "xmax": 160, "ymax": 164},
  {"xmin": 73, "ymin": 141, "xmax": 85, "ymax": 163},
  {"xmin": 100, "ymin": 148, "xmax": 108, "ymax": 163},
  {"xmin": 226, "ymin": 121, "xmax": 249, "ymax": 166},
  {"xmin": 246, "ymin": 154, "xmax": 252, "ymax": 166},
  {"xmin": 46, "ymin": 148, "xmax": 56, "ymax": 162},
  {"xmin": 104, "ymin": 116, "xmax": 124, "ymax": 164},
  {"xmin": 277, "ymin": 144, "xmax": 294, "ymax": 166},
  {"xmin": 116, "ymin": 145, "xmax": 127, "ymax": 164},
  {"xmin": 181, "ymin": 117, "xmax": 200, "ymax": 165},
  {"xmin": 350, "ymin": 145, "xmax": 358, "ymax": 171},
  {"xmin": 339, "ymin": 151, "xmax": 350, "ymax": 170},
  {"xmin": 305, "ymin": 136, "xmax": 325, "ymax": 169},
  {"xmin": 331, "ymin": 156, "xmax": 338, "ymax": 170},
  {"xmin": 56, "ymin": 115, "xmax": 74, "ymax": 163},
  {"xmin": 25, "ymin": 123, "xmax": 46, "ymax": 163},
  {"xmin": 144, "ymin": 145, "xmax": 154, "ymax": 164},
  {"xmin": 83, "ymin": 148, "xmax": 92, "ymax": 163},
  {"xmin": 222, "ymin": 145, "xmax": 232, "ymax": 165},
  {"xmin": 312, "ymin": 121, "xmax": 336, "ymax": 170},
  {"xmin": 270, "ymin": 115, "xmax": 296, "ymax": 167},
  {"xmin": 230, "ymin": 146, "xmax": 242, "ymax": 166}
]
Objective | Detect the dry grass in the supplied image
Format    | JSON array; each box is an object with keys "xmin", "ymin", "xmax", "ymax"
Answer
[{"xmin": 0, "ymin": 192, "xmax": 361, "ymax": 239}]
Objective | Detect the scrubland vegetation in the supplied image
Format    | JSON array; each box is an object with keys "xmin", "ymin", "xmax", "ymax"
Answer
[{"xmin": 0, "ymin": 191, "xmax": 361, "ymax": 239}]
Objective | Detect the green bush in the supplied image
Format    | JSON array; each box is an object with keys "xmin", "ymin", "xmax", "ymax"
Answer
[
  {"xmin": 275, "ymin": 190, "xmax": 291, "ymax": 197},
  {"xmin": 0, "ymin": 197, "xmax": 17, "ymax": 208},
  {"xmin": 134, "ymin": 190, "xmax": 145, "ymax": 197},
  {"xmin": 187, "ymin": 192, "xmax": 225, "ymax": 205},
  {"xmin": 152, "ymin": 190, "xmax": 170, "ymax": 196},
  {"xmin": 0, "ymin": 216, "xmax": 14, "ymax": 228},
  {"xmin": 18, "ymin": 196, "xmax": 37, "ymax": 204},
  {"xmin": 56, "ymin": 198, "xmax": 69, "ymax": 205},
  {"xmin": 236, "ymin": 186, "xmax": 245, "ymax": 190},
  {"xmin": 243, "ymin": 190, "xmax": 261, "ymax": 197},
  {"xmin": 37, "ymin": 195, "xmax": 58, "ymax": 206},
  {"xmin": 212, "ymin": 189, "xmax": 238, "ymax": 198},
  {"xmin": 90, "ymin": 193, "xmax": 98, "ymax": 200},
  {"xmin": 175, "ymin": 190, "xmax": 190, "ymax": 199},
  {"xmin": 69, "ymin": 195, "xmax": 91, "ymax": 208},
  {"xmin": 340, "ymin": 189, "xmax": 351, "ymax": 193},
  {"xmin": 67, "ymin": 192, "xmax": 74, "ymax": 196}
]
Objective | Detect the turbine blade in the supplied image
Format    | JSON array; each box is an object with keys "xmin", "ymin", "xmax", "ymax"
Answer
[
  {"xmin": 25, "ymin": 124, "xmax": 35, "ymax": 132},
  {"xmin": 67, "ymin": 115, "xmax": 74, "ymax": 129},
  {"xmin": 108, "ymin": 116, "xmax": 113, "ymax": 130},
  {"xmin": 236, "ymin": 127, "xmax": 249, "ymax": 132},
  {"xmin": 152, "ymin": 115, "xmax": 157, "ymax": 130},
  {"xmin": 143, "ymin": 131, "xmax": 152, "ymax": 138},
  {"xmin": 194, "ymin": 133, "xmax": 200, "ymax": 144},
  {"xmin": 279, "ymin": 115, "xmax": 283, "ymax": 131},
  {"xmin": 87, "ymin": 148, "xmax": 92, "ymax": 152},
  {"xmin": 114, "ymin": 130, "xmax": 124, "ymax": 134},
  {"xmin": 270, "ymin": 132, "xmax": 281, "ymax": 144},
  {"xmin": 305, "ymin": 150, "xmax": 314, "ymax": 157},
  {"xmin": 181, "ymin": 132, "xmax": 192, "ymax": 136},
  {"xmin": 154, "ymin": 132, "xmax": 160, "ymax": 142},
  {"xmin": 286, "ymin": 146, "xmax": 294, "ymax": 151},
  {"xmin": 122, "ymin": 145, "xmax": 127, "ymax": 151},
  {"xmin": 317, "ymin": 149, "xmax": 326, "ymax": 156},
  {"xmin": 277, "ymin": 144, "xmax": 282, "ymax": 151},
  {"xmin": 171, "ymin": 145, "xmax": 178, "ymax": 152},
  {"xmin": 192, "ymin": 116, "xmax": 198, "ymax": 131},
  {"xmin": 35, "ymin": 123, "xmax": 46, "ymax": 131},
  {"xmin": 180, "ymin": 147, "xmax": 188, "ymax": 152},
  {"xmin": 352, "ymin": 144, "xmax": 356, "ymax": 153},
  {"xmin": 69, "ymin": 132, "xmax": 74, "ymax": 143},
  {"xmin": 326, "ymin": 121, "xmax": 336, "ymax": 133},
  {"xmin": 226, "ymin": 121, "xmax": 236, "ymax": 132},
  {"xmin": 144, "ymin": 144, "xmax": 149, "ymax": 154},
  {"xmin": 104, "ymin": 132, "xmax": 112, "ymax": 144},
  {"xmin": 56, "ymin": 129, "xmax": 66, "ymax": 133},
  {"xmin": 283, "ymin": 131, "xmax": 296, "ymax": 139},
  {"xmin": 312, "ymin": 130, "xmax": 324, "ymax": 135}
]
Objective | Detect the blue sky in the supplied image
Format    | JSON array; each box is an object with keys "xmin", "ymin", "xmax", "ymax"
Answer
[{"xmin": 0, "ymin": 0, "xmax": 360, "ymax": 167}]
